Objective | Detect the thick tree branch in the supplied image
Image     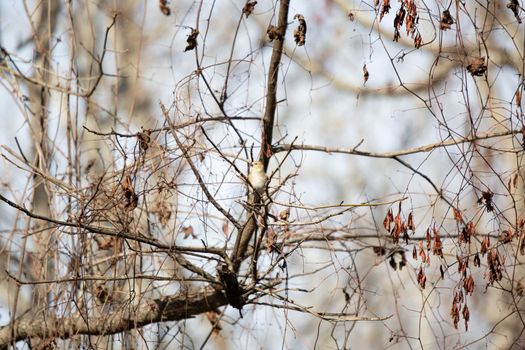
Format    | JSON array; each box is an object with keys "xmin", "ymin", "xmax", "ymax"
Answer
[
  {"xmin": 232, "ymin": 0, "xmax": 290, "ymax": 272},
  {"xmin": 259, "ymin": 0, "xmax": 290, "ymax": 167},
  {"xmin": 0, "ymin": 289, "xmax": 227, "ymax": 346}
]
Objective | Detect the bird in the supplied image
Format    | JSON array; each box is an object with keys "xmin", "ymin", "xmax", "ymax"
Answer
[{"xmin": 248, "ymin": 161, "xmax": 267, "ymax": 194}]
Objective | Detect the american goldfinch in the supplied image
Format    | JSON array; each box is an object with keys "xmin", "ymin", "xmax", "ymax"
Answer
[{"xmin": 248, "ymin": 161, "xmax": 267, "ymax": 193}]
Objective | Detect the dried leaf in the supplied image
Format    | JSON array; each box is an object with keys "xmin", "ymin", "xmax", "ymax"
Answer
[
  {"xmin": 466, "ymin": 57, "xmax": 487, "ymax": 77},
  {"xmin": 380, "ymin": 0, "xmax": 391, "ymax": 21},
  {"xmin": 279, "ymin": 208, "xmax": 290, "ymax": 221},
  {"xmin": 407, "ymin": 212, "xmax": 415, "ymax": 232},
  {"xmin": 414, "ymin": 33, "xmax": 422, "ymax": 49},
  {"xmin": 499, "ymin": 228, "xmax": 513, "ymax": 243},
  {"xmin": 293, "ymin": 14, "xmax": 307, "ymax": 46},
  {"xmin": 373, "ymin": 246, "xmax": 387, "ymax": 256},
  {"xmin": 507, "ymin": 0, "xmax": 522, "ymax": 23},
  {"xmin": 417, "ymin": 267, "xmax": 426, "ymax": 289},
  {"xmin": 97, "ymin": 236, "xmax": 117, "ymax": 250},
  {"xmin": 451, "ymin": 302, "xmax": 460, "ymax": 329},
  {"xmin": 480, "ymin": 237, "xmax": 490, "ymax": 256},
  {"xmin": 439, "ymin": 10, "xmax": 454, "ymax": 30},
  {"xmin": 137, "ymin": 128, "xmax": 152, "ymax": 152},
  {"xmin": 473, "ymin": 252, "xmax": 481, "ymax": 267},
  {"xmin": 391, "ymin": 212, "xmax": 402, "ymax": 244},
  {"xmin": 463, "ymin": 275, "xmax": 474, "ymax": 295},
  {"xmin": 433, "ymin": 232, "xmax": 443, "ymax": 258},
  {"xmin": 453, "ymin": 207, "xmax": 462, "ymax": 224},
  {"xmin": 159, "ymin": 0, "xmax": 171, "ymax": 16},
  {"xmin": 222, "ymin": 221, "xmax": 229, "ymax": 237},
  {"xmin": 462, "ymin": 304, "xmax": 470, "ymax": 330},
  {"xmin": 121, "ymin": 175, "xmax": 138, "ymax": 211},
  {"xmin": 184, "ymin": 28, "xmax": 199, "ymax": 52},
  {"xmin": 242, "ymin": 1, "xmax": 257, "ymax": 18},
  {"xmin": 383, "ymin": 208, "xmax": 394, "ymax": 231},
  {"xmin": 478, "ymin": 190, "xmax": 494, "ymax": 212},
  {"xmin": 267, "ymin": 25, "xmax": 282, "ymax": 41},
  {"xmin": 182, "ymin": 225, "xmax": 196, "ymax": 239},
  {"xmin": 363, "ymin": 64, "xmax": 370, "ymax": 84},
  {"xmin": 393, "ymin": 6, "xmax": 405, "ymax": 42}
]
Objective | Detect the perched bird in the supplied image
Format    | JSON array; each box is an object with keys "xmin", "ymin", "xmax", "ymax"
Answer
[{"xmin": 248, "ymin": 161, "xmax": 267, "ymax": 194}]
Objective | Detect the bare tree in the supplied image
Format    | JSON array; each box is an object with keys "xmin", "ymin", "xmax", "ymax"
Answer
[{"xmin": 0, "ymin": 0, "xmax": 524, "ymax": 349}]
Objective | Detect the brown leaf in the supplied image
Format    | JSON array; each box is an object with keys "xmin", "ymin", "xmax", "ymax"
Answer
[
  {"xmin": 293, "ymin": 14, "xmax": 307, "ymax": 46},
  {"xmin": 121, "ymin": 175, "xmax": 138, "ymax": 211},
  {"xmin": 507, "ymin": 0, "xmax": 522, "ymax": 23},
  {"xmin": 242, "ymin": 1, "xmax": 257, "ymax": 18},
  {"xmin": 433, "ymin": 232, "xmax": 443, "ymax": 258},
  {"xmin": 393, "ymin": 6, "xmax": 405, "ymax": 42},
  {"xmin": 462, "ymin": 304, "xmax": 470, "ymax": 330},
  {"xmin": 182, "ymin": 225, "xmax": 196, "ymax": 239},
  {"xmin": 439, "ymin": 10, "xmax": 454, "ymax": 30},
  {"xmin": 407, "ymin": 212, "xmax": 415, "ymax": 232},
  {"xmin": 391, "ymin": 212, "xmax": 402, "ymax": 244},
  {"xmin": 414, "ymin": 33, "xmax": 422, "ymax": 49},
  {"xmin": 373, "ymin": 246, "xmax": 387, "ymax": 256},
  {"xmin": 473, "ymin": 252, "xmax": 480, "ymax": 267},
  {"xmin": 222, "ymin": 221, "xmax": 229, "ymax": 237},
  {"xmin": 279, "ymin": 208, "xmax": 290, "ymax": 221},
  {"xmin": 159, "ymin": 0, "xmax": 171, "ymax": 16},
  {"xmin": 293, "ymin": 13, "xmax": 306, "ymax": 46},
  {"xmin": 463, "ymin": 275, "xmax": 474, "ymax": 295},
  {"xmin": 417, "ymin": 267, "xmax": 426, "ymax": 289},
  {"xmin": 137, "ymin": 128, "xmax": 152, "ymax": 152},
  {"xmin": 453, "ymin": 207, "xmax": 462, "ymax": 224},
  {"xmin": 383, "ymin": 208, "xmax": 394, "ymax": 231},
  {"xmin": 420, "ymin": 248, "xmax": 426, "ymax": 263},
  {"xmin": 380, "ymin": 0, "xmax": 391, "ymax": 21},
  {"xmin": 480, "ymin": 237, "xmax": 490, "ymax": 256},
  {"xmin": 184, "ymin": 28, "xmax": 199, "ymax": 52},
  {"xmin": 466, "ymin": 57, "xmax": 487, "ymax": 77},
  {"xmin": 499, "ymin": 228, "xmax": 513, "ymax": 243},
  {"xmin": 425, "ymin": 227, "xmax": 431, "ymax": 250},
  {"xmin": 267, "ymin": 25, "xmax": 282, "ymax": 41},
  {"xmin": 363, "ymin": 64, "xmax": 369, "ymax": 84},
  {"xmin": 478, "ymin": 190, "xmax": 494, "ymax": 212},
  {"xmin": 97, "ymin": 237, "xmax": 118, "ymax": 250}
]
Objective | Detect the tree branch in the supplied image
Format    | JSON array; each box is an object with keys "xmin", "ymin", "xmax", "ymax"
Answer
[
  {"xmin": 0, "ymin": 289, "xmax": 227, "ymax": 346},
  {"xmin": 273, "ymin": 129, "xmax": 522, "ymax": 158}
]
